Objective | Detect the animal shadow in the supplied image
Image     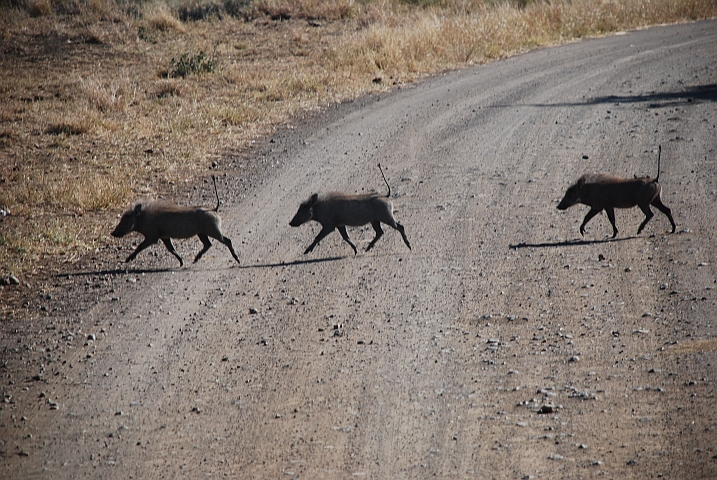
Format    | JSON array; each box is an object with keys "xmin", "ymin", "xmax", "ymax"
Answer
[
  {"xmin": 60, "ymin": 267, "xmax": 175, "ymax": 278},
  {"xmin": 509, "ymin": 237, "xmax": 634, "ymax": 249},
  {"xmin": 239, "ymin": 256, "xmax": 347, "ymax": 269}
]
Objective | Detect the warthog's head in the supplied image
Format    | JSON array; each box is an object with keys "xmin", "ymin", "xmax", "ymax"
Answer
[
  {"xmin": 289, "ymin": 193, "xmax": 318, "ymax": 227},
  {"xmin": 557, "ymin": 178, "xmax": 584, "ymax": 210},
  {"xmin": 112, "ymin": 203, "xmax": 142, "ymax": 237}
]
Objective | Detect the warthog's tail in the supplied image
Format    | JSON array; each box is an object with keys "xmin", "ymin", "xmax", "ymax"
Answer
[
  {"xmin": 378, "ymin": 163, "xmax": 391, "ymax": 198},
  {"xmin": 654, "ymin": 145, "xmax": 662, "ymax": 184},
  {"xmin": 212, "ymin": 175, "xmax": 221, "ymax": 212}
]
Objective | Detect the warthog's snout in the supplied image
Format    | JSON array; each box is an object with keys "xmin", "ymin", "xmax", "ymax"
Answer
[
  {"xmin": 289, "ymin": 197, "xmax": 314, "ymax": 227},
  {"xmin": 112, "ymin": 210, "xmax": 136, "ymax": 238},
  {"xmin": 112, "ymin": 200, "xmax": 240, "ymax": 267},
  {"xmin": 290, "ymin": 191, "xmax": 411, "ymax": 255},
  {"xmin": 556, "ymin": 184, "xmax": 580, "ymax": 211}
]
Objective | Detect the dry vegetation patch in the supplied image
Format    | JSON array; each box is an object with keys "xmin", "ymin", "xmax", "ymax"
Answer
[
  {"xmin": 1, "ymin": 0, "xmax": 716, "ymax": 316},
  {"xmin": 666, "ymin": 338, "xmax": 717, "ymax": 355}
]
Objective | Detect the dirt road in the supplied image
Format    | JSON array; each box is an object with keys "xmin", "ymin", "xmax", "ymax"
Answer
[{"xmin": 2, "ymin": 20, "xmax": 717, "ymax": 479}]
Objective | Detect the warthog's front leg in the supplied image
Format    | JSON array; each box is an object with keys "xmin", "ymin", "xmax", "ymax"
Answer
[
  {"xmin": 580, "ymin": 208, "xmax": 602, "ymax": 236},
  {"xmin": 162, "ymin": 238, "xmax": 184, "ymax": 266},
  {"xmin": 126, "ymin": 237, "xmax": 159, "ymax": 263},
  {"xmin": 305, "ymin": 225, "xmax": 335, "ymax": 255},
  {"xmin": 337, "ymin": 226, "xmax": 358, "ymax": 254},
  {"xmin": 605, "ymin": 207, "xmax": 618, "ymax": 238}
]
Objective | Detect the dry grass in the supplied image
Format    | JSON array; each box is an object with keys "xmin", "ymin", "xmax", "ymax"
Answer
[
  {"xmin": 665, "ymin": 338, "xmax": 717, "ymax": 355},
  {"xmin": 146, "ymin": 4, "xmax": 187, "ymax": 33},
  {"xmin": 0, "ymin": 0, "xmax": 716, "ymax": 302}
]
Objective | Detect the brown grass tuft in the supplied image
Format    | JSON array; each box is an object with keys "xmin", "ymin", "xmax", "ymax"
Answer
[
  {"xmin": 0, "ymin": 128, "xmax": 13, "ymax": 148},
  {"xmin": 153, "ymin": 79, "xmax": 182, "ymax": 98},
  {"xmin": 250, "ymin": 0, "xmax": 356, "ymax": 21},
  {"xmin": 146, "ymin": 5, "xmax": 186, "ymax": 33},
  {"xmin": 80, "ymin": 76, "xmax": 130, "ymax": 112},
  {"xmin": 665, "ymin": 339, "xmax": 717, "ymax": 355},
  {"xmin": 45, "ymin": 119, "xmax": 89, "ymax": 136}
]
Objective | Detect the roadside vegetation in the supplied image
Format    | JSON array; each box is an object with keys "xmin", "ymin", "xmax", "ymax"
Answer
[{"xmin": 1, "ymin": 0, "xmax": 715, "ymax": 306}]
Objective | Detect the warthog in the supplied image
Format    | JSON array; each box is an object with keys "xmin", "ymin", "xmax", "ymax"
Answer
[
  {"xmin": 290, "ymin": 164, "xmax": 412, "ymax": 255},
  {"xmin": 111, "ymin": 177, "xmax": 240, "ymax": 266},
  {"xmin": 557, "ymin": 146, "xmax": 676, "ymax": 238}
]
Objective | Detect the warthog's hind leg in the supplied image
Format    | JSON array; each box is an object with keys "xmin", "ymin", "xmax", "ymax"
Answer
[
  {"xmin": 636, "ymin": 204, "xmax": 654, "ymax": 235},
  {"xmin": 337, "ymin": 226, "xmax": 358, "ymax": 254},
  {"xmin": 219, "ymin": 236, "xmax": 241, "ymax": 263},
  {"xmin": 365, "ymin": 222, "xmax": 384, "ymax": 252},
  {"xmin": 194, "ymin": 234, "xmax": 213, "ymax": 263},
  {"xmin": 394, "ymin": 222, "xmax": 411, "ymax": 250},
  {"xmin": 651, "ymin": 197, "xmax": 676, "ymax": 233}
]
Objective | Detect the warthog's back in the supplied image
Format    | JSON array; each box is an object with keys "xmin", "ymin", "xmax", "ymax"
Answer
[
  {"xmin": 578, "ymin": 174, "xmax": 660, "ymax": 209},
  {"xmin": 317, "ymin": 192, "xmax": 394, "ymax": 227},
  {"xmin": 142, "ymin": 201, "xmax": 221, "ymax": 239}
]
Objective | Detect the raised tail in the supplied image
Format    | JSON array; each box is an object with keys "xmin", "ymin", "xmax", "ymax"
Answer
[
  {"xmin": 212, "ymin": 175, "xmax": 221, "ymax": 212},
  {"xmin": 378, "ymin": 163, "xmax": 391, "ymax": 198},
  {"xmin": 654, "ymin": 145, "xmax": 662, "ymax": 183}
]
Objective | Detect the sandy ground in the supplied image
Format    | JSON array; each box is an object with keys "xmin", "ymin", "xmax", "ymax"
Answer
[{"xmin": 2, "ymin": 20, "xmax": 717, "ymax": 479}]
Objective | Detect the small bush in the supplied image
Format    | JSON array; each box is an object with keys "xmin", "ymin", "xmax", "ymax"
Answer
[
  {"xmin": 137, "ymin": 25, "xmax": 156, "ymax": 43},
  {"xmin": 168, "ymin": 51, "xmax": 216, "ymax": 78}
]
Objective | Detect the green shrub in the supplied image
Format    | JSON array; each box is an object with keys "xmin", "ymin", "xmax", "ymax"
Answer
[{"xmin": 168, "ymin": 51, "xmax": 216, "ymax": 78}]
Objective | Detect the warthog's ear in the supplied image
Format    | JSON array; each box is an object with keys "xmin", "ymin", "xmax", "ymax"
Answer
[
  {"xmin": 133, "ymin": 203, "xmax": 143, "ymax": 214},
  {"xmin": 309, "ymin": 193, "xmax": 319, "ymax": 205},
  {"xmin": 576, "ymin": 177, "xmax": 586, "ymax": 188}
]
